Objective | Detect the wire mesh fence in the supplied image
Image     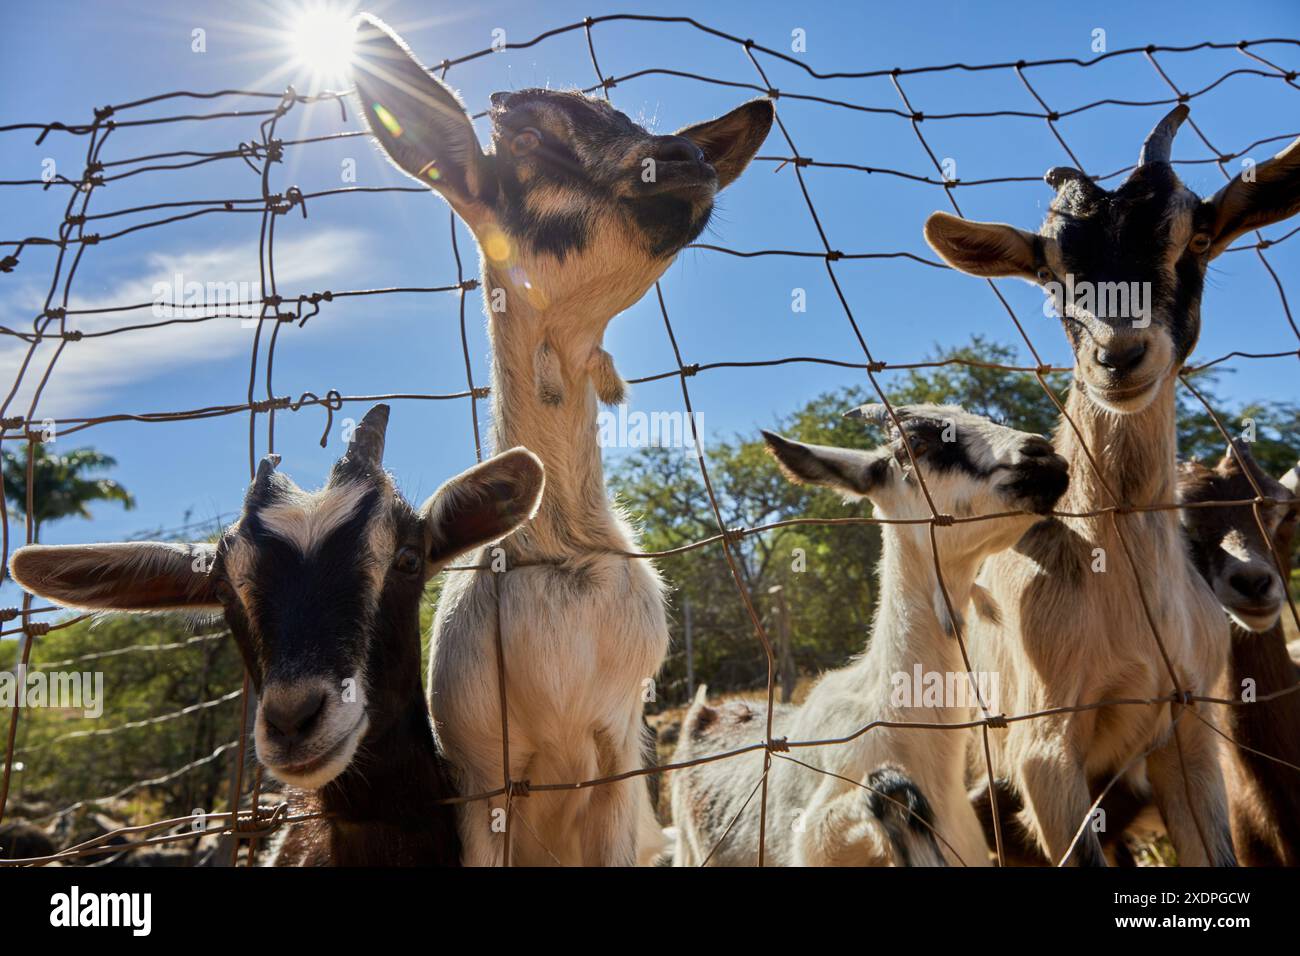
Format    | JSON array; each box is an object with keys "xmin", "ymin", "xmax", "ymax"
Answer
[{"xmin": 0, "ymin": 13, "xmax": 1298, "ymax": 867}]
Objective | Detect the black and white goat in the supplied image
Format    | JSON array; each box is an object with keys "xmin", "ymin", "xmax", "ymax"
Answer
[
  {"xmin": 669, "ymin": 404, "xmax": 1068, "ymax": 866},
  {"xmin": 8, "ymin": 405, "xmax": 544, "ymax": 866}
]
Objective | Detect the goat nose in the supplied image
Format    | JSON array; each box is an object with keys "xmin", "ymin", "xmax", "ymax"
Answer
[
  {"xmin": 1020, "ymin": 436, "xmax": 1057, "ymax": 459},
  {"xmin": 1228, "ymin": 569, "xmax": 1273, "ymax": 602},
  {"xmin": 1095, "ymin": 341, "xmax": 1147, "ymax": 373},
  {"xmin": 262, "ymin": 689, "xmax": 326, "ymax": 743},
  {"xmin": 654, "ymin": 136, "xmax": 705, "ymax": 164}
]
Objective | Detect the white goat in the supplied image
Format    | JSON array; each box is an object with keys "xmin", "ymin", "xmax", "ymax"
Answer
[
  {"xmin": 348, "ymin": 15, "xmax": 773, "ymax": 865},
  {"xmin": 669, "ymin": 404, "xmax": 1069, "ymax": 866}
]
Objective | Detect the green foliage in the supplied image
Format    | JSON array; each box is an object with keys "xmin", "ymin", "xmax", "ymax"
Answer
[
  {"xmin": 889, "ymin": 334, "xmax": 1069, "ymax": 436},
  {"xmin": 3, "ymin": 336, "xmax": 1293, "ymax": 833},
  {"xmin": 612, "ymin": 389, "xmax": 884, "ymax": 704},
  {"xmin": 1178, "ymin": 387, "xmax": 1300, "ymax": 477},
  {"xmin": 613, "ymin": 336, "xmax": 1300, "ymax": 705},
  {"xmin": 3, "ymin": 614, "xmax": 245, "ymax": 826},
  {"xmin": 2, "ymin": 444, "xmax": 135, "ymax": 541}
]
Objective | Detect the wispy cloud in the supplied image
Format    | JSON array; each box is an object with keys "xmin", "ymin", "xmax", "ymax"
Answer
[{"xmin": 0, "ymin": 228, "xmax": 364, "ymax": 417}]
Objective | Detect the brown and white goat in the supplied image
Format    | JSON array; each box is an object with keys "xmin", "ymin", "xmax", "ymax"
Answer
[
  {"xmin": 669, "ymin": 404, "xmax": 1068, "ymax": 866},
  {"xmin": 973, "ymin": 450, "xmax": 1300, "ymax": 866},
  {"xmin": 1180, "ymin": 447, "xmax": 1300, "ymax": 866},
  {"xmin": 8, "ymin": 405, "xmax": 544, "ymax": 866},
  {"xmin": 925, "ymin": 107, "xmax": 1300, "ymax": 866},
  {"xmin": 349, "ymin": 15, "xmax": 772, "ymax": 865}
]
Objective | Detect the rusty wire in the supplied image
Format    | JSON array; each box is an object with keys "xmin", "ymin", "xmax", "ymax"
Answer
[{"xmin": 0, "ymin": 15, "xmax": 1298, "ymax": 868}]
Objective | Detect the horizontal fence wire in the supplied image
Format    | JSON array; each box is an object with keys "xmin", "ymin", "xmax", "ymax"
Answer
[{"xmin": 0, "ymin": 14, "xmax": 1297, "ymax": 866}]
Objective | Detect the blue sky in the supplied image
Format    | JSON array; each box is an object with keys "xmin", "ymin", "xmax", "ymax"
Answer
[{"xmin": 1, "ymin": 0, "xmax": 1298, "ymax": 603}]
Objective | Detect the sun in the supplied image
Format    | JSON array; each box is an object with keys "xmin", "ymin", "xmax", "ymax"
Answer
[{"xmin": 287, "ymin": 5, "xmax": 356, "ymax": 88}]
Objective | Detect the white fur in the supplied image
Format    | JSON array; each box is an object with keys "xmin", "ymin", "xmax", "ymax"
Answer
[{"xmin": 670, "ymin": 411, "xmax": 1058, "ymax": 866}]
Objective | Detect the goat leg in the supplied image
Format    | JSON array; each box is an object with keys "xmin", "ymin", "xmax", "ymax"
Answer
[{"xmin": 1145, "ymin": 712, "xmax": 1236, "ymax": 866}]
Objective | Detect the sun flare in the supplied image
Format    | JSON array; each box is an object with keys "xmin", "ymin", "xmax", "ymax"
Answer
[{"xmin": 287, "ymin": 5, "xmax": 356, "ymax": 88}]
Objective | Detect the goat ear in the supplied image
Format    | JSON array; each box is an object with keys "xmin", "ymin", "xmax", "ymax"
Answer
[
  {"xmin": 421, "ymin": 449, "xmax": 544, "ymax": 572},
  {"xmin": 351, "ymin": 15, "xmax": 495, "ymax": 217},
  {"xmin": 924, "ymin": 211, "xmax": 1039, "ymax": 279},
  {"xmin": 1202, "ymin": 136, "xmax": 1300, "ymax": 258},
  {"xmin": 8, "ymin": 542, "xmax": 220, "ymax": 612},
  {"xmin": 676, "ymin": 99, "xmax": 774, "ymax": 190},
  {"xmin": 761, "ymin": 431, "xmax": 888, "ymax": 499}
]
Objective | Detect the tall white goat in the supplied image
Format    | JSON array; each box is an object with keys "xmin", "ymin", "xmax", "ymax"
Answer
[
  {"xmin": 349, "ymin": 15, "xmax": 773, "ymax": 865},
  {"xmin": 669, "ymin": 404, "xmax": 1069, "ymax": 866}
]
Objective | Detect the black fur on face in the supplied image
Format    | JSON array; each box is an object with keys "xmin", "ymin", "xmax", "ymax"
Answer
[
  {"xmin": 211, "ymin": 470, "xmax": 428, "ymax": 739},
  {"xmin": 487, "ymin": 89, "xmax": 716, "ymax": 261},
  {"xmin": 766, "ymin": 405, "xmax": 1069, "ymax": 516},
  {"xmin": 885, "ymin": 412, "xmax": 1068, "ymax": 516},
  {"xmin": 1043, "ymin": 163, "xmax": 1209, "ymax": 367}
]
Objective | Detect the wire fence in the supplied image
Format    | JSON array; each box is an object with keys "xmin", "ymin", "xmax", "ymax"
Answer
[{"xmin": 0, "ymin": 13, "xmax": 1298, "ymax": 867}]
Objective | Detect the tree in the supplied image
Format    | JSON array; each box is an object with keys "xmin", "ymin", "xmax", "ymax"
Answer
[
  {"xmin": 891, "ymin": 336, "xmax": 1299, "ymax": 474},
  {"xmin": 2, "ymin": 443, "xmax": 136, "ymax": 543},
  {"xmin": 612, "ymin": 336, "xmax": 1299, "ymax": 706},
  {"xmin": 611, "ymin": 391, "xmax": 886, "ymax": 705},
  {"xmin": 889, "ymin": 334, "xmax": 1068, "ymax": 435}
]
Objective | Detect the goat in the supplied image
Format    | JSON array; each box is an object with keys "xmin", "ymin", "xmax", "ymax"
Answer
[
  {"xmin": 8, "ymin": 405, "xmax": 544, "ymax": 866},
  {"xmin": 669, "ymin": 404, "xmax": 1069, "ymax": 866},
  {"xmin": 1180, "ymin": 447, "xmax": 1300, "ymax": 865},
  {"xmin": 971, "ymin": 449, "xmax": 1300, "ymax": 866},
  {"xmin": 925, "ymin": 107, "xmax": 1300, "ymax": 865},
  {"xmin": 349, "ymin": 15, "xmax": 773, "ymax": 865}
]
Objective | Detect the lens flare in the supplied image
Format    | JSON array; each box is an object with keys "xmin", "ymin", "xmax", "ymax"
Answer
[
  {"xmin": 373, "ymin": 103, "xmax": 403, "ymax": 138},
  {"xmin": 288, "ymin": 6, "xmax": 356, "ymax": 88},
  {"xmin": 483, "ymin": 227, "xmax": 512, "ymax": 263}
]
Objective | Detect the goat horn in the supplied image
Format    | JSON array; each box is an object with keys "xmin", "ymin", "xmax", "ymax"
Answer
[
  {"xmin": 844, "ymin": 404, "xmax": 902, "ymax": 426},
  {"xmin": 1044, "ymin": 167, "xmax": 1090, "ymax": 190},
  {"xmin": 246, "ymin": 453, "xmax": 282, "ymax": 504},
  {"xmin": 254, "ymin": 454, "xmax": 281, "ymax": 486},
  {"xmin": 1137, "ymin": 104, "xmax": 1189, "ymax": 167},
  {"xmin": 343, "ymin": 403, "xmax": 390, "ymax": 473}
]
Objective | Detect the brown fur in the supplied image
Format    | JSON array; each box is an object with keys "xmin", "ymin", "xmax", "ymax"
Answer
[{"xmin": 1181, "ymin": 449, "xmax": 1300, "ymax": 865}]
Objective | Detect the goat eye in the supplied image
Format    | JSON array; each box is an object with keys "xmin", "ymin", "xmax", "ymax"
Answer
[
  {"xmin": 1035, "ymin": 266, "xmax": 1052, "ymax": 283},
  {"xmin": 1189, "ymin": 233, "xmax": 1211, "ymax": 254},
  {"xmin": 394, "ymin": 547, "xmax": 422, "ymax": 575},
  {"xmin": 509, "ymin": 127, "xmax": 542, "ymax": 157}
]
